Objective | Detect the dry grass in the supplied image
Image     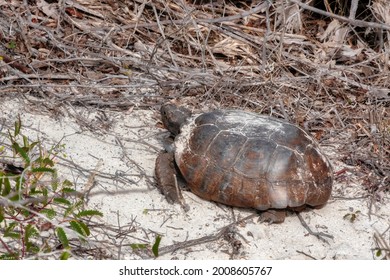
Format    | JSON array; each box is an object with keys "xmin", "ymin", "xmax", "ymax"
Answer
[{"xmin": 0, "ymin": 0, "xmax": 389, "ymax": 254}]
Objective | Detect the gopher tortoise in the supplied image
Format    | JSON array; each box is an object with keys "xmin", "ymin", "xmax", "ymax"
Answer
[{"xmin": 155, "ymin": 103, "xmax": 333, "ymax": 223}]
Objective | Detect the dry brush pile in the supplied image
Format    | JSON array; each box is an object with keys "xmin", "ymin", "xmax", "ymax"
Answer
[{"xmin": 0, "ymin": 0, "xmax": 389, "ymax": 217}]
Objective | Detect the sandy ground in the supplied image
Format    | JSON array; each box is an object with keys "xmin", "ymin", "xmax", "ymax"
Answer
[{"xmin": 1, "ymin": 97, "xmax": 389, "ymax": 260}]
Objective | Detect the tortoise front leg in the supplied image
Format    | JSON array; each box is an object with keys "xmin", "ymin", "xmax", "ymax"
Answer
[{"xmin": 155, "ymin": 152, "xmax": 188, "ymax": 210}]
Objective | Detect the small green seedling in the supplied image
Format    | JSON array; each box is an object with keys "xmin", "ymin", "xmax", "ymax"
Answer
[
  {"xmin": 129, "ymin": 235, "xmax": 162, "ymax": 258},
  {"xmin": 343, "ymin": 210, "xmax": 361, "ymax": 223}
]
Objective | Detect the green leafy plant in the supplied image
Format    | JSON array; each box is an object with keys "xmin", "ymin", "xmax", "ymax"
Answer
[
  {"xmin": 7, "ymin": 41, "xmax": 16, "ymax": 49},
  {"xmin": 129, "ymin": 235, "xmax": 162, "ymax": 258},
  {"xmin": 0, "ymin": 117, "xmax": 103, "ymax": 259}
]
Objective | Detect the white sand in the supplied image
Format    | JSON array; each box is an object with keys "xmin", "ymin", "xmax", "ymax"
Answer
[{"xmin": 1, "ymin": 98, "xmax": 388, "ymax": 259}]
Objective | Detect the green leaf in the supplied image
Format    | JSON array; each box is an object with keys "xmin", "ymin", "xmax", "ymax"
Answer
[
  {"xmin": 12, "ymin": 142, "xmax": 30, "ymax": 164},
  {"xmin": 0, "ymin": 207, "xmax": 4, "ymax": 223},
  {"xmin": 28, "ymin": 141, "xmax": 39, "ymax": 152},
  {"xmin": 76, "ymin": 210, "xmax": 103, "ymax": 218},
  {"xmin": 51, "ymin": 172, "xmax": 59, "ymax": 191},
  {"xmin": 10, "ymin": 192, "xmax": 22, "ymax": 202},
  {"xmin": 24, "ymin": 224, "xmax": 38, "ymax": 241},
  {"xmin": 152, "ymin": 235, "xmax": 162, "ymax": 257},
  {"xmin": 64, "ymin": 200, "xmax": 83, "ymax": 218},
  {"xmin": 56, "ymin": 227, "xmax": 69, "ymax": 249},
  {"xmin": 20, "ymin": 209, "xmax": 31, "ymax": 217},
  {"xmin": 4, "ymin": 231, "xmax": 21, "ymax": 239},
  {"xmin": 7, "ymin": 41, "xmax": 16, "ymax": 49},
  {"xmin": 40, "ymin": 208, "xmax": 57, "ymax": 219},
  {"xmin": 69, "ymin": 220, "xmax": 89, "ymax": 237},
  {"xmin": 5, "ymin": 222, "xmax": 18, "ymax": 233},
  {"xmin": 2, "ymin": 177, "xmax": 11, "ymax": 196},
  {"xmin": 53, "ymin": 197, "xmax": 71, "ymax": 206},
  {"xmin": 26, "ymin": 242, "xmax": 39, "ymax": 254},
  {"xmin": 14, "ymin": 176, "xmax": 24, "ymax": 193},
  {"xmin": 22, "ymin": 135, "xmax": 29, "ymax": 148},
  {"xmin": 62, "ymin": 188, "xmax": 76, "ymax": 194},
  {"xmin": 60, "ymin": 251, "xmax": 70, "ymax": 260},
  {"xmin": 14, "ymin": 116, "xmax": 21, "ymax": 136},
  {"xmin": 62, "ymin": 180, "xmax": 74, "ymax": 188},
  {"xmin": 130, "ymin": 243, "xmax": 148, "ymax": 250},
  {"xmin": 42, "ymin": 187, "xmax": 48, "ymax": 197},
  {"xmin": 39, "ymin": 157, "xmax": 55, "ymax": 167},
  {"xmin": 77, "ymin": 220, "xmax": 90, "ymax": 237},
  {"xmin": 31, "ymin": 167, "xmax": 55, "ymax": 173},
  {"xmin": 0, "ymin": 253, "xmax": 19, "ymax": 260}
]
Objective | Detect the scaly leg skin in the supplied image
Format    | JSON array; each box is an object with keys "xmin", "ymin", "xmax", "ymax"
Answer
[
  {"xmin": 155, "ymin": 152, "xmax": 189, "ymax": 210},
  {"xmin": 155, "ymin": 152, "xmax": 181, "ymax": 203},
  {"xmin": 258, "ymin": 210, "xmax": 286, "ymax": 224}
]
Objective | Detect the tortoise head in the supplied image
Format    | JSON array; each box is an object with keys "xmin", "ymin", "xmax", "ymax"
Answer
[{"xmin": 160, "ymin": 103, "xmax": 192, "ymax": 136}]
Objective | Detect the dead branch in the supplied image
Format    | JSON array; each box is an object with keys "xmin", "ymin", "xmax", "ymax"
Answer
[{"xmin": 290, "ymin": 0, "xmax": 390, "ymax": 31}]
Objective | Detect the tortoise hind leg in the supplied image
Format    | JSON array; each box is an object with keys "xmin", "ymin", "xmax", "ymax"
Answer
[
  {"xmin": 258, "ymin": 210, "xmax": 286, "ymax": 224},
  {"xmin": 155, "ymin": 152, "xmax": 188, "ymax": 210}
]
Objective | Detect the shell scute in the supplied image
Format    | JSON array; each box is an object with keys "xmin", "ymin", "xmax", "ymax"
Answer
[
  {"xmin": 234, "ymin": 138, "xmax": 275, "ymax": 178},
  {"xmin": 207, "ymin": 131, "xmax": 247, "ymax": 168},
  {"xmin": 188, "ymin": 124, "xmax": 220, "ymax": 155}
]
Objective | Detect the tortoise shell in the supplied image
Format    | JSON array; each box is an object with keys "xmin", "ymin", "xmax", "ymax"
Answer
[{"xmin": 158, "ymin": 104, "xmax": 333, "ymax": 211}]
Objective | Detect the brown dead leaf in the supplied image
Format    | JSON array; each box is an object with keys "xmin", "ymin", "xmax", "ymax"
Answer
[
  {"xmin": 37, "ymin": 0, "xmax": 59, "ymax": 19},
  {"xmin": 65, "ymin": 7, "xmax": 84, "ymax": 19}
]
